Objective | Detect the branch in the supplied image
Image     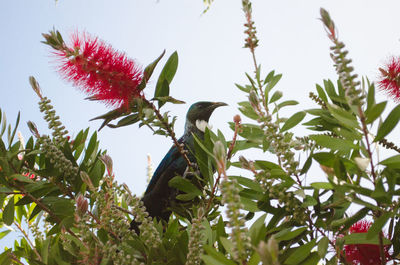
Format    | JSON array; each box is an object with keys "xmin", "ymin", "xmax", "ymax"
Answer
[
  {"xmin": 143, "ymin": 98, "xmax": 193, "ymax": 170},
  {"xmin": 13, "ymin": 221, "xmax": 42, "ymax": 262}
]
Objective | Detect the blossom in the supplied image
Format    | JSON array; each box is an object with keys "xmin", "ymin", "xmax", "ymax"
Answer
[
  {"xmin": 354, "ymin": 157, "xmax": 370, "ymax": 171},
  {"xmin": 378, "ymin": 57, "xmax": 400, "ymax": 102},
  {"xmin": 344, "ymin": 220, "xmax": 390, "ymax": 265},
  {"xmin": 22, "ymin": 172, "xmax": 36, "ymax": 180},
  {"xmin": 54, "ymin": 32, "xmax": 143, "ymax": 108},
  {"xmin": 76, "ymin": 194, "xmax": 89, "ymax": 217}
]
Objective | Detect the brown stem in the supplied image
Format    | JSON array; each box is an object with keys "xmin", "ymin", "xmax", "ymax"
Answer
[
  {"xmin": 113, "ymin": 205, "xmax": 134, "ymax": 216},
  {"xmin": 14, "ymin": 221, "xmax": 42, "ymax": 262},
  {"xmin": 358, "ymin": 107, "xmax": 376, "ymax": 184},
  {"xmin": 227, "ymin": 119, "xmax": 241, "ymax": 160},
  {"xmin": 9, "ymin": 253, "xmax": 25, "ymax": 265},
  {"xmin": 13, "ymin": 185, "xmax": 84, "ymax": 246},
  {"xmin": 314, "ymin": 224, "xmax": 351, "ymax": 265},
  {"xmin": 205, "ymin": 171, "xmax": 222, "ymax": 213},
  {"xmin": 144, "ymin": 99, "xmax": 193, "ymax": 170},
  {"xmin": 358, "ymin": 107, "xmax": 386, "ymax": 264}
]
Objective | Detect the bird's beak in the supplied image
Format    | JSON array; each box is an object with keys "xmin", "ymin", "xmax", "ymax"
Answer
[{"xmin": 212, "ymin": 102, "xmax": 228, "ymax": 109}]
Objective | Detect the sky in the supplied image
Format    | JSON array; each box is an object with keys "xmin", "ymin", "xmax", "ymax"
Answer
[{"xmin": 1, "ymin": 0, "xmax": 400, "ymax": 250}]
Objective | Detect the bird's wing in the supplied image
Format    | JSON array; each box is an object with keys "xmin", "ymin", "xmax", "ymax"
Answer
[{"xmin": 144, "ymin": 138, "xmax": 184, "ymax": 195}]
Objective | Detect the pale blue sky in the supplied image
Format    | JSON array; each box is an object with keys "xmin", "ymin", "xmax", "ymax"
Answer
[{"xmin": 1, "ymin": 0, "xmax": 400, "ymax": 250}]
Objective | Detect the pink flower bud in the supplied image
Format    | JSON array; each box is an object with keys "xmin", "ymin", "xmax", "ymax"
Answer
[{"xmin": 76, "ymin": 194, "xmax": 88, "ymax": 217}]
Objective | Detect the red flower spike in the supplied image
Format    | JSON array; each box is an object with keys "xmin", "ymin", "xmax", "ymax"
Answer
[
  {"xmin": 378, "ymin": 56, "xmax": 400, "ymax": 102},
  {"xmin": 344, "ymin": 220, "xmax": 390, "ymax": 265},
  {"xmin": 23, "ymin": 172, "xmax": 36, "ymax": 180},
  {"xmin": 55, "ymin": 32, "xmax": 144, "ymax": 108}
]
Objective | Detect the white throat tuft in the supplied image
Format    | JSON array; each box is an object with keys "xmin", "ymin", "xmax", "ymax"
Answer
[{"xmin": 195, "ymin": 119, "xmax": 212, "ymax": 132}]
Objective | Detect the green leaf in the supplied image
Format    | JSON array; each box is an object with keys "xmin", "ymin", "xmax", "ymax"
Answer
[
  {"xmin": 380, "ymin": 155, "xmax": 400, "ymax": 168},
  {"xmin": 241, "ymin": 197, "xmax": 259, "ymax": 212},
  {"xmin": 248, "ymin": 252, "xmax": 261, "ymax": 265},
  {"xmin": 285, "ymin": 239, "xmax": 316, "ymax": 265},
  {"xmin": 192, "ymin": 133, "xmax": 214, "ymax": 158},
  {"xmin": 302, "ymin": 195, "xmax": 317, "ymax": 207},
  {"xmin": 8, "ymin": 111, "xmax": 20, "ymax": 148},
  {"xmin": 343, "ymin": 232, "xmax": 391, "ymax": 245},
  {"xmin": 298, "ymin": 252, "xmax": 320, "ymax": 265},
  {"xmin": 310, "ymin": 182, "xmax": 333, "ymax": 190},
  {"xmin": 83, "ymin": 131, "xmax": 97, "ymax": 163},
  {"xmin": 281, "ymin": 111, "xmax": 306, "ymax": 132},
  {"xmin": 326, "ymin": 104, "xmax": 359, "ymax": 129},
  {"xmin": 202, "ymin": 245, "xmax": 237, "ymax": 265},
  {"xmin": 331, "ymin": 207, "xmax": 369, "ymax": 231},
  {"xmin": 249, "ymin": 214, "xmax": 267, "ymax": 246},
  {"xmin": 63, "ymin": 234, "xmax": 88, "ymax": 250},
  {"xmin": 301, "ymin": 156, "xmax": 312, "ymax": 175},
  {"xmin": 365, "ymin": 101, "xmax": 387, "ymax": 124},
  {"xmin": 375, "ymin": 104, "xmax": 400, "ymax": 142},
  {"xmin": 229, "ymin": 176, "xmax": 263, "ymax": 192},
  {"xmin": 309, "ymin": 135, "xmax": 357, "ymax": 153},
  {"xmin": 366, "ymin": 81, "xmax": 375, "ymax": 113},
  {"xmin": 41, "ymin": 237, "xmax": 51, "ymax": 264},
  {"xmin": 107, "ymin": 114, "xmax": 140, "ymax": 128},
  {"xmin": 235, "ymin": 83, "xmax": 251, "ymax": 93},
  {"xmin": 155, "ymin": 51, "xmax": 179, "ymax": 107},
  {"xmin": 265, "ymin": 73, "xmax": 282, "ymax": 93},
  {"xmin": 152, "ymin": 96, "xmax": 185, "ymax": 105},
  {"xmin": 318, "ymin": 237, "xmax": 329, "ymax": 258},
  {"xmin": 0, "ymin": 230, "xmax": 11, "ymax": 240},
  {"xmin": 275, "ymin": 227, "xmax": 307, "ymax": 241},
  {"xmin": 219, "ymin": 237, "xmax": 235, "ymax": 258},
  {"xmin": 138, "ymin": 50, "xmax": 165, "ymax": 90},
  {"xmin": 3, "ymin": 196, "xmax": 14, "ymax": 226},
  {"xmin": 169, "ymin": 176, "xmax": 202, "ymax": 196},
  {"xmin": 238, "ymin": 102, "xmax": 259, "ymax": 120},
  {"xmin": 269, "ymin": 91, "xmax": 283, "ymax": 103},
  {"xmin": 316, "ymin": 84, "xmax": 328, "ymax": 102},
  {"xmin": 367, "ymin": 212, "xmax": 392, "ymax": 239},
  {"xmin": 11, "ymin": 174, "xmax": 35, "ymax": 183},
  {"xmin": 263, "ymin": 70, "xmax": 275, "ymax": 85},
  {"xmin": 155, "ymin": 80, "xmax": 170, "ymax": 108},
  {"xmin": 273, "ymin": 100, "xmax": 298, "ymax": 114}
]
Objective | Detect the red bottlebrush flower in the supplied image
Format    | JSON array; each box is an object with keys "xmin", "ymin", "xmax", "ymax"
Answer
[
  {"xmin": 344, "ymin": 220, "xmax": 390, "ymax": 265},
  {"xmin": 22, "ymin": 172, "xmax": 36, "ymax": 180},
  {"xmin": 54, "ymin": 32, "xmax": 143, "ymax": 108},
  {"xmin": 378, "ymin": 56, "xmax": 400, "ymax": 102}
]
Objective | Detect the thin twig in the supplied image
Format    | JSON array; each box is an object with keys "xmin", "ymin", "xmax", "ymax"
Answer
[
  {"xmin": 13, "ymin": 185, "xmax": 85, "ymax": 246},
  {"xmin": 144, "ymin": 99, "xmax": 193, "ymax": 170},
  {"xmin": 205, "ymin": 171, "xmax": 222, "ymax": 213},
  {"xmin": 9, "ymin": 252, "xmax": 25, "ymax": 265},
  {"xmin": 14, "ymin": 221, "xmax": 42, "ymax": 261},
  {"xmin": 227, "ymin": 116, "xmax": 241, "ymax": 160}
]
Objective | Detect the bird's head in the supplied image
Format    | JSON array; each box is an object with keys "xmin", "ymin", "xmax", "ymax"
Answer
[{"xmin": 185, "ymin": 101, "xmax": 227, "ymax": 133}]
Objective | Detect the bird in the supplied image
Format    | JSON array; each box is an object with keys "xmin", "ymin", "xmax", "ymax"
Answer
[{"xmin": 130, "ymin": 101, "xmax": 227, "ymax": 233}]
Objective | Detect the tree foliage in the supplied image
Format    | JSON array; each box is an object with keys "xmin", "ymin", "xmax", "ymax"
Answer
[{"xmin": 1, "ymin": 3, "xmax": 399, "ymax": 265}]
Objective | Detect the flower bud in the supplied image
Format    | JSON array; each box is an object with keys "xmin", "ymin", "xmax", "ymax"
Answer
[
  {"xmin": 80, "ymin": 171, "xmax": 95, "ymax": 191},
  {"xmin": 27, "ymin": 121, "xmax": 40, "ymax": 138},
  {"xmin": 29, "ymin": 76, "xmax": 43, "ymax": 99},
  {"xmin": 239, "ymin": 156, "xmax": 251, "ymax": 170},
  {"xmin": 197, "ymin": 207, "xmax": 204, "ymax": 218},
  {"xmin": 213, "ymin": 141, "xmax": 226, "ymax": 173},
  {"xmin": 354, "ymin": 157, "xmax": 370, "ymax": 171},
  {"xmin": 233, "ymin": 114, "xmax": 242, "ymax": 124},
  {"xmin": 257, "ymin": 236, "xmax": 279, "ymax": 265},
  {"xmin": 99, "ymin": 154, "xmax": 113, "ymax": 176},
  {"xmin": 76, "ymin": 194, "xmax": 88, "ymax": 217},
  {"xmin": 248, "ymin": 90, "xmax": 260, "ymax": 110}
]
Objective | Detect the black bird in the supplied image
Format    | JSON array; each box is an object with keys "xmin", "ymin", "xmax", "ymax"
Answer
[{"xmin": 131, "ymin": 101, "xmax": 226, "ymax": 232}]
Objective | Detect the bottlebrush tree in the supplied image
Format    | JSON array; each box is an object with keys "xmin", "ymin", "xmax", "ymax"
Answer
[{"xmin": 0, "ymin": 3, "xmax": 400, "ymax": 265}]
